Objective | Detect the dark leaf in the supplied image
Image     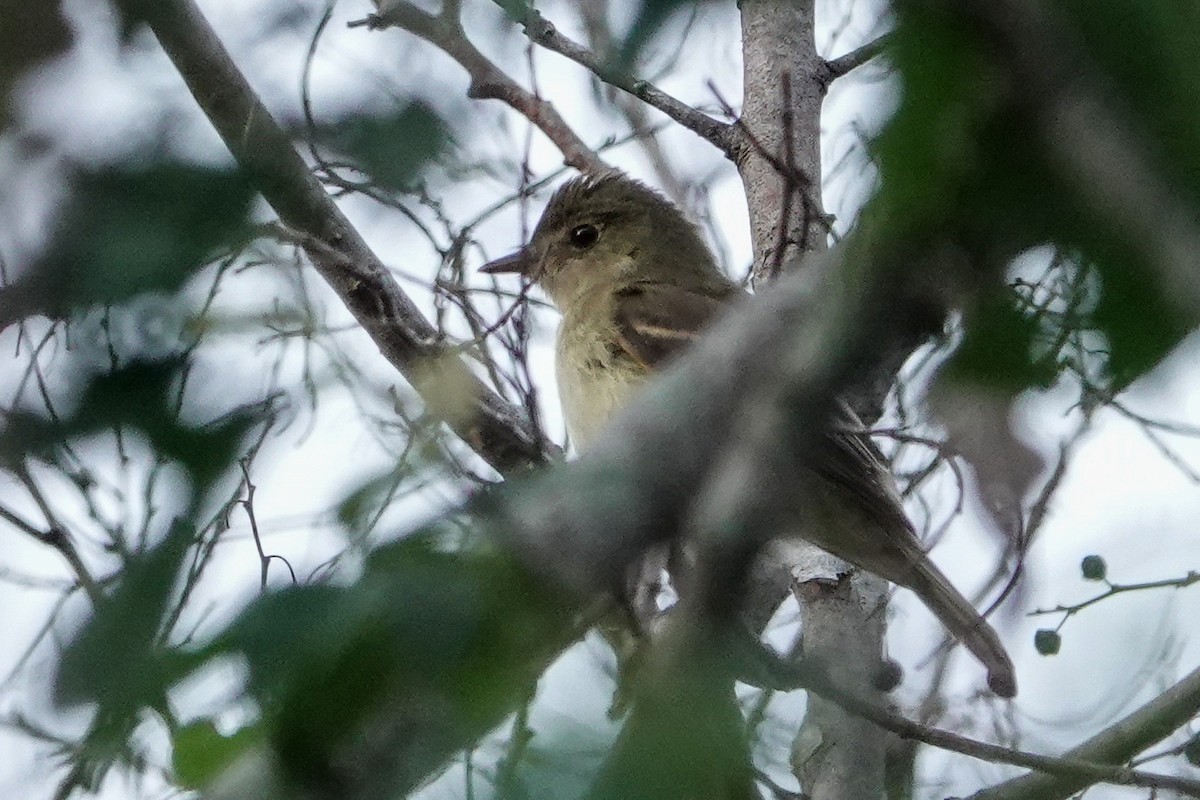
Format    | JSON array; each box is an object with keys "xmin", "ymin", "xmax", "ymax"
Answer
[
  {"xmin": 321, "ymin": 103, "xmax": 448, "ymax": 192},
  {"xmin": 878, "ymin": 4, "xmax": 1199, "ymax": 398},
  {"xmin": 0, "ymin": 360, "xmax": 258, "ymax": 488},
  {"xmin": 206, "ymin": 535, "xmax": 570, "ymax": 788},
  {"xmin": 173, "ymin": 720, "xmax": 264, "ymax": 790},
  {"xmin": 945, "ymin": 288, "xmax": 1059, "ymax": 392},
  {"xmin": 1185, "ymin": 734, "xmax": 1200, "ymax": 767},
  {"xmin": 2, "ymin": 163, "xmax": 254, "ymax": 327},
  {"xmin": 56, "ymin": 520, "xmax": 195, "ymax": 710},
  {"xmin": 0, "ymin": 1, "xmax": 73, "ymax": 128}
]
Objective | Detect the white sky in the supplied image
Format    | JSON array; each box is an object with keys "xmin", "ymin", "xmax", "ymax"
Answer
[{"xmin": 2, "ymin": 1, "xmax": 1199, "ymax": 798}]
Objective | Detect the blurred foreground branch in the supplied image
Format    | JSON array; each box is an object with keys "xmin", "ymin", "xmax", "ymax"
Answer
[{"xmin": 205, "ymin": 204, "xmax": 959, "ymax": 799}]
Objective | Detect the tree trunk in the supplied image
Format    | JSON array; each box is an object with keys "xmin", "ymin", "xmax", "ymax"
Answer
[{"xmin": 738, "ymin": 2, "xmax": 888, "ymax": 798}]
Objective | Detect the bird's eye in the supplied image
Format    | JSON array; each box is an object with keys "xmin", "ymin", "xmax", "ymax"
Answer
[{"xmin": 568, "ymin": 224, "xmax": 600, "ymax": 249}]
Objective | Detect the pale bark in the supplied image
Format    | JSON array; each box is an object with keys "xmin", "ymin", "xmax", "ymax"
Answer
[{"xmin": 738, "ymin": 2, "xmax": 888, "ymax": 798}]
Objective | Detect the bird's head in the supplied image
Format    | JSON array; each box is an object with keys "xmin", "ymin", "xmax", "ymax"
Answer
[{"xmin": 480, "ymin": 171, "xmax": 719, "ymax": 309}]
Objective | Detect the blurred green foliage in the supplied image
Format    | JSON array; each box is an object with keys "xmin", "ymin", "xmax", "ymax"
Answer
[
  {"xmin": 2, "ymin": 360, "xmax": 256, "ymax": 484},
  {"xmin": 318, "ymin": 102, "xmax": 449, "ymax": 192},
  {"xmin": 200, "ymin": 534, "xmax": 572, "ymax": 792},
  {"xmin": 0, "ymin": 164, "xmax": 255, "ymax": 328},
  {"xmin": 173, "ymin": 719, "xmax": 265, "ymax": 790},
  {"xmin": 878, "ymin": 2, "xmax": 1198, "ymax": 394},
  {"xmin": 0, "ymin": 2, "xmax": 73, "ymax": 129}
]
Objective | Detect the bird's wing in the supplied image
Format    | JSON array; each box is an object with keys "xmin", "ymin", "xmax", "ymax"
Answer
[
  {"xmin": 614, "ymin": 284, "xmax": 909, "ymax": 533},
  {"xmin": 613, "ymin": 282, "xmax": 1016, "ymax": 695},
  {"xmin": 609, "ymin": 282, "xmax": 730, "ymax": 370},
  {"xmin": 810, "ymin": 400, "xmax": 917, "ymax": 541},
  {"xmin": 616, "ymin": 284, "xmax": 912, "ymax": 538}
]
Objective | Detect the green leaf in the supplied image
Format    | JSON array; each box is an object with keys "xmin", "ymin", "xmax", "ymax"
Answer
[
  {"xmin": 1062, "ymin": 1, "xmax": 1200, "ymax": 211},
  {"xmin": 0, "ymin": 359, "xmax": 258, "ymax": 487},
  {"xmin": 173, "ymin": 720, "xmax": 264, "ymax": 790},
  {"xmin": 336, "ymin": 464, "xmax": 411, "ymax": 531},
  {"xmin": 321, "ymin": 103, "xmax": 448, "ymax": 192},
  {"xmin": 586, "ymin": 626, "xmax": 754, "ymax": 800},
  {"xmin": 5, "ymin": 163, "xmax": 254, "ymax": 325},
  {"xmin": 876, "ymin": 4, "xmax": 1200, "ymax": 395},
  {"xmin": 56, "ymin": 520, "xmax": 195, "ymax": 710},
  {"xmin": 1185, "ymin": 734, "xmax": 1200, "ymax": 767},
  {"xmin": 945, "ymin": 288, "xmax": 1058, "ymax": 392},
  {"xmin": 1087, "ymin": 251, "xmax": 1193, "ymax": 389},
  {"xmin": 204, "ymin": 534, "xmax": 571, "ymax": 788}
]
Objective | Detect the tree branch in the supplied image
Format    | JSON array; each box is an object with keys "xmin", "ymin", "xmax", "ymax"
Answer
[
  {"xmin": 359, "ymin": 3, "xmax": 606, "ymax": 173},
  {"xmin": 0, "ymin": 501, "xmax": 100, "ymax": 604},
  {"xmin": 967, "ymin": 662, "xmax": 1200, "ymax": 800},
  {"xmin": 792, "ymin": 664, "xmax": 1200, "ymax": 798},
  {"xmin": 823, "ymin": 32, "xmax": 893, "ymax": 81},
  {"xmin": 736, "ymin": 2, "xmax": 886, "ymax": 798},
  {"xmin": 117, "ymin": 0, "xmax": 552, "ymax": 475},
  {"xmin": 492, "ymin": 2, "xmax": 738, "ymax": 157}
]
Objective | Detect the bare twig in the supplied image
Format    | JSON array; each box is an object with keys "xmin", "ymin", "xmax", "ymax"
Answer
[
  {"xmin": 238, "ymin": 459, "xmax": 297, "ymax": 591},
  {"xmin": 815, "ymin": 671, "xmax": 1200, "ymax": 797},
  {"xmin": 823, "ymin": 32, "xmax": 893, "ymax": 81},
  {"xmin": 6, "ymin": 468, "xmax": 102, "ymax": 605},
  {"xmin": 1030, "ymin": 570, "xmax": 1200, "ymax": 621},
  {"xmin": 358, "ymin": 4, "xmax": 605, "ymax": 173},
  {"xmin": 736, "ymin": 649, "xmax": 1200, "ymax": 798},
  {"xmin": 490, "ymin": 2, "xmax": 737, "ymax": 157},
  {"xmin": 706, "ymin": 80, "xmax": 834, "ymax": 257}
]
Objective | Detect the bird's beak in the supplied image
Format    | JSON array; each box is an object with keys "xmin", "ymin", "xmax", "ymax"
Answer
[{"xmin": 479, "ymin": 248, "xmax": 533, "ymax": 276}]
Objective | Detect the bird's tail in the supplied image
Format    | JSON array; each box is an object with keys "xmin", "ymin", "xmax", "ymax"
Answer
[{"xmin": 903, "ymin": 559, "xmax": 1017, "ymax": 698}]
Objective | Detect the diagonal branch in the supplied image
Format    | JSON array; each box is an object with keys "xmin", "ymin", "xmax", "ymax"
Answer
[
  {"xmin": 968, "ymin": 662, "xmax": 1200, "ymax": 800},
  {"xmin": 796, "ymin": 664, "xmax": 1200, "ymax": 798},
  {"xmin": 0, "ymin": 499, "xmax": 100, "ymax": 604},
  {"xmin": 116, "ymin": 0, "xmax": 552, "ymax": 476},
  {"xmin": 823, "ymin": 32, "xmax": 893, "ymax": 81},
  {"xmin": 359, "ymin": 3, "xmax": 605, "ymax": 173},
  {"xmin": 489, "ymin": 2, "xmax": 737, "ymax": 157}
]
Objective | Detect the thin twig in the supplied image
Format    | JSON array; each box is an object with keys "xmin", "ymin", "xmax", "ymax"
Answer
[
  {"xmin": 238, "ymin": 459, "xmax": 297, "ymax": 590},
  {"xmin": 6, "ymin": 469, "xmax": 102, "ymax": 605},
  {"xmin": 823, "ymin": 32, "xmax": 893, "ymax": 81},
  {"xmin": 358, "ymin": 4, "xmax": 605, "ymax": 173},
  {"xmin": 490, "ymin": 2, "xmax": 736, "ymax": 157},
  {"xmin": 753, "ymin": 655, "xmax": 1200, "ymax": 798},
  {"xmin": 1030, "ymin": 571, "xmax": 1200, "ymax": 621}
]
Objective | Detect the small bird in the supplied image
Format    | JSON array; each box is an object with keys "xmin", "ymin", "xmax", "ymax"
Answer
[{"xmin": 481, "ymin": 170, "xmax": 1016, "ymax": 697}]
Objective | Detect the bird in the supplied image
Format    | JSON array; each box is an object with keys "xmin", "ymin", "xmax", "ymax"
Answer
[{"xmin": 480, "ymin": 169, "xmax": 1016, "ymax": 698}]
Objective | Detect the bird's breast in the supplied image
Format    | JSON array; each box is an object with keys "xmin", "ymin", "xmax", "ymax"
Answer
[{"xmin": 555, "ymin": 318, "xmax": 646, "ymax": 451}]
